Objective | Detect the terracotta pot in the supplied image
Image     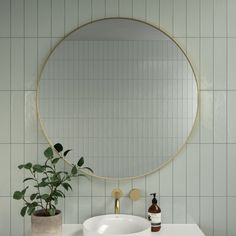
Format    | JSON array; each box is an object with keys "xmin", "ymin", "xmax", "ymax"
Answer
[{"xmin": 31, "ymin": 209, "xmax": 62, "ymax": 236}]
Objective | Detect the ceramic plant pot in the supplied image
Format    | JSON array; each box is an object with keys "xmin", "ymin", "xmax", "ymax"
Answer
[{"xmin": 31, "ymin": 209, "xmax": 62, "ymax": 236}]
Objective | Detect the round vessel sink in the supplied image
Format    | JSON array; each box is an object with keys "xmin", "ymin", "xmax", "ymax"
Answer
[{"xmin": 83, "ymin": 214, "xmax": 151, "ymax": 236}]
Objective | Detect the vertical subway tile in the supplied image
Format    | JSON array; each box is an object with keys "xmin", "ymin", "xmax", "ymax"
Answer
[
  {"xmin": 173, "ymin": 197, "xmax": 186, "ymax": 223},
  {"xmin": 228, "ymin": 38, "xmax": 236, "ymax": 90},
  {"xmin": 0, "ymin": 92, "xmax": 10, "ymax": 143},
  {"xmin": 214, "ymin": 144, "xmax": 227, "ymax": 196},
  {"xmin": 228, "ymin": 197, "xmax": 236, "ymax": 236},
  {"xmin": 160, "ymin": 0, "xmax": 173, "ymax": 36},
  {"xmin": 146, "ymin": 0, "xmax": 160, "ymax": 26},
  {"xmin": 79, "ymin": 176, "xmax": 92, "ymax": 196},
  {"xmin": 105, "ymin": 180, "xmax": 118, "ymax": 196},
  {"xmin": 200, "ymin": 197, "xmax": 214, "ymax": 236},
  {"xmin": 79, "ymin": 196, "xmax": 91, "ymax": 223},
  {"xmin": 11, "ymin": 144, "xmax": 24, "ymax": 195},
  {"xmin": 91, "ymin": 177, "xmax": 105, "ymax": 197},
  {"xmin": 160, "ymin": 162, "xmax": 172, "ymax": 196},
  {"xmin": 214, "ymin": 197, "xmax": 227, "ymax": 236},
  {"xmin": 214, "ymin": 38, "xmax": 227, "ymax": 90},
  {"xmin": 160, "ymin": 196, "xmax": 173, "ymax": 223},
  {"xmin": 132, "ymin": 178, "xmax": 146, "ymax": 197},
  {"xmin": 134, "ymin": 197, "xmax": 146, "ymax": 218},
  {"xmin": 24, "ymin": 0, "xmax": 38, "ymax": 37},
  {"xmin": 119, "ymin": 179, "xmax": 132, "ymax": 197},
  {"xmin": 0, "ymin": 38, "xmax": 10, "ymax": 90},
  {"xmin": 11, "ymin": 91, "xmax": 24, "ymax": 143},
  {"xmin": 173, "ymin": 0, "xmax": 186, "ymax": 37},
  {"xmin": 173, "ymin": 147, "xmax": 186, "ymax": 196},
  {"xmin": 0, "ymin": 0, "xmax": 10, "ymax": 37},
  {"xmin": 25, "ymin": 38, "xmax": 37, "ymax": 90},
  {"xmin": 52, "ymin": 0, "xmax": 65, "ymax": 38},
  {"xmin": 200, "ymin": 91, "xmax": 213, "ymax": 143},
  {"xmin": 11, "ymin": 0, "xmax": 24, "ymax": 37},
  {"xmin": 0, "ymin": 197, "xmax": 10, "ymax": 235},
  {"xmin": 38, "ymin": 0, "xmax": 52, "ymax": 37},
  {"xmin": 65, "ymin": 197, "xmax": 79, "ymax": 223},
  {"xmin": 214, "ymin": 91, "xmax": 226, "ymax": 143},
  {"xmin": 11, "ymin": 38, "xmax": 24, "ymax": 90},
  {"xmin": 79, "ymin": 0, "xmax": 92, "ymax": 25},
  {"xmin": 187, "ymin": 38, "xmax": 200, "ymax": 81},
  {"xmin": 11, "ymin": 199, "xmax": 24, "ymax": 236},
  {"xmin": 65, "ymin": 0, "xmax": 78, "ymax": 34},
  {"xmin": 200, "ymin": 0, "xmax": 213, "ymax": 37},
  {"xmin": 146, "ymin": 171, "xmax": 160, "ymax": 196},
  {"xmin": 214, "ymin": 0, "xmax": 227, "ymax": 37},
  {"xmin": 187, "ymin": 197, "xmax": 200, "ymax": 224},
  {"xmin": 187, "ymin": 144, "xmax": 200, "ymax": 196},
  {"xmin": 187, "ymin": 0, "xmax": 200, "ymax": 37},
  {"xmin": 119, "ymin": 0, "xmax": 132, "ymax": 17},
  {"xmin": 132, "ymin": 0, "xmax": 146, "ymax": 21},
  {"xmin": 105, "ymin": 0, "xmax": 119, "ymax": 17},
  {"xmin": 200, "ymin": 144, "xmax": 213, "ymax": 196},
  {"xmin": 228, "ymin": 144, "xmax": 236, "ymax": 196},
  {"xmin": 0, "ymin": 144, "xmax": 10, "ymax": 196},
  {"xmin": 200, "ymin": 38, "xmax": 214, "ymax": 90},
  {"xmin": 92, "ymin": 0, "xmax": 105, "ymax": 20},
  {"xmin": 25, "ymin": 91, "xmax": 38, "ymax": 143},
  {"xmin": 120, "ymin": 197, "xmax": 132, "ymax": 214},
  {"xmin": 37, "ymin": 38, "xmax": 51, "ymax": 73},
  {"xmin": 228, "ymin": 0, "xmax": 236, "ymax": 37},
  {"xmin": 92, "ymin": 196, "xmax": 106, "ymax": 216},
  {"xmin": 228, "ymin": 91, "xmax": 236, "ymax": 143}
]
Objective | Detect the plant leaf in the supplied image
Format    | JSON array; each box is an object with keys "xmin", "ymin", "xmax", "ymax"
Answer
[
  {"xmin": 52, "ymin": 158, "xmax": 60, "ymax": 165},
  {"xmin": 33, "ymin": 164, "xmax": 46, "ymax": 173},
  {"xmin": 24, "ymin": 163, "xmax": 32, "ymax": 169},
  {"xmin": 48, "ymin": 208, "xmax": 56, "ymax": 216},
  {"xmin": 54, "ymin": 143, "xmax": 63, "ymax": 153},
  {"xmin": 37, "ymin": 182, "xmax": 48, "ymax": 187},
  {"xmin": 21, "ymin": 186, "xmax": 29, "ymax": 195},
  {"xmin": 71, "ymin": 165, "xmax": 78, "ymax": 175},
  {"xmin": 23, "ymin": 177, "xmax": 35, "ymax": 183},
  {"xmin": 18, "ymin": 164, "xmax": 25, "ymax": 169},
  {"xmin": 27, "ymin": 206, "xmax": 35, "ymax": 215},
  {"xmin": 44, "ymin": 147, "xmax": 53, "ymax": 159},
  {"xmin": 30, "ymin": 193, "xmax": 38, "ymax": 201},
  {"xmin": 20, "ymin": 206, "xmax": 27, "ymax": 217},
  {"xmin": 77, "ymin": 157, "xmax": 84, "ymax": 167},
  {"xmin": 13, "ymin": 191, "xmax": 23, "ymax": 200},
  {"xmin": 63, "ymin": 149, "xmax": 72, "ymax": 157},
  {"xmin": 41, "ymin": 194, "xmax": 50, "ymax": 201},
  {"xmin": 62, "ymin": 182, "xmax": 72, "ymax": 191},
  {"xmin": 82, "ymin": 166, "xmax": 94, "ymax": 173}
]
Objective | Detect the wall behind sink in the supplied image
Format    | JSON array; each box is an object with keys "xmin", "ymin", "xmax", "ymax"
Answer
[{"xmin": 0, "ymin": 0, "xmax": 235, "ymax": 235}]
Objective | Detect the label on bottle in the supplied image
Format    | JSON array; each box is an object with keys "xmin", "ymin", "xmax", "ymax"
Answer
[{"xmin": 148, "ymin": 212, "xmax": 161, "ymax": 227}]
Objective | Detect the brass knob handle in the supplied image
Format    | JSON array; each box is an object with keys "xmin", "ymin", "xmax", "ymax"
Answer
[
  {"xmin": 129, "ymin": 188, "xmax": 141, "ymax": 201},
  {"xmin": 112, "ymin": 188, "xmax": 123, "ymax": 199}
]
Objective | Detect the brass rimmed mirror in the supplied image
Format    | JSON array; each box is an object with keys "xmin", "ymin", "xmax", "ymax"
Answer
[{"xmin": 37, "ymin": 18, "xmax": 199, "ymax": 180}]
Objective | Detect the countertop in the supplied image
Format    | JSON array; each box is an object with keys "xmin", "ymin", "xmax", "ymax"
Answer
[{"xmin": 62, "ymin": 224, "xmax": 205, "ymax": 236}]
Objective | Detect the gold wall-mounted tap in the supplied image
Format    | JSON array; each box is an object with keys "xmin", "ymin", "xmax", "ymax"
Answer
[{"xmin": 111, "ymin": 188, "xmax": 123, "ymax": 214}]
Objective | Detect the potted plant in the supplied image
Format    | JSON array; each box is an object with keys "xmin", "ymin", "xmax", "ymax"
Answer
[{"xmin": 13, "ymin": 143, "xmax": 92, "ymax": 236}]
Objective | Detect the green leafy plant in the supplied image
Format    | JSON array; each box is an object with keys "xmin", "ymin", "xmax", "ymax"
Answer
[{"xmin": 13, "ymin": 143, "xmax": 93, "ymax": 217}]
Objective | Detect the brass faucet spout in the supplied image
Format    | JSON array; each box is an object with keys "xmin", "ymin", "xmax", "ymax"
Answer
[
  {"xmin": 112, "ymin": 188, "xmax": 123, "ymax": 214},
  {"xmin": 115, "ymin": 198, "xmax": 120, "ymax": 214}
]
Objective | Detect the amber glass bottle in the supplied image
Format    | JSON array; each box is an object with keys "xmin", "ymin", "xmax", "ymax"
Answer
[{"xmin": 148, "ymin": 193, "xmax": 161, "ymax": 232}]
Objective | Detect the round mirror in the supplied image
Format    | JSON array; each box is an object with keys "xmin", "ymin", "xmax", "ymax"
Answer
[{"xmin": 37, "ymin": 18, "xmax": 198, "ymax": 180}]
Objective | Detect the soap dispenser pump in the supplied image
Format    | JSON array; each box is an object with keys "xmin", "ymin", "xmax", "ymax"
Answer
[{"xmin": 148, "ymin": 193, "xmax": 161, "ymax": 232}]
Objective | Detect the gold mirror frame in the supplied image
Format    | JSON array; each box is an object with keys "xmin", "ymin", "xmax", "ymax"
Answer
[{"xmin": 36, "ymin": 17, "xmax": 200, "ymax": 181}]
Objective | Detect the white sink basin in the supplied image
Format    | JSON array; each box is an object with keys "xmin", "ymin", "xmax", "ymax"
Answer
[{"xmin": 83, "ymin": 214, "xmax": 151, "ymax": 236}]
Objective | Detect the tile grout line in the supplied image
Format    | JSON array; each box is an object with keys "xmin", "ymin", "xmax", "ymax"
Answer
[{"xmin": 226, "ymin": 0, "xmax": 228, "ymax": 235}]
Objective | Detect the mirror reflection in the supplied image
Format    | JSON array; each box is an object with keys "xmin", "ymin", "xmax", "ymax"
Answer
[{"xmin": 37, "ymin": 18, "xmax": 198, "ymax": 179}]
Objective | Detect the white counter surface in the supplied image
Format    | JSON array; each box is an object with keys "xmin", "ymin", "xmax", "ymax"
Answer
[{"xmin": 62, "ymin": 224, "xmax": 205, "ymax": 236}]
